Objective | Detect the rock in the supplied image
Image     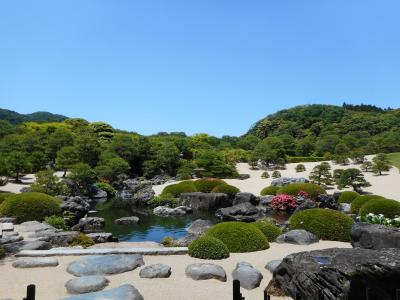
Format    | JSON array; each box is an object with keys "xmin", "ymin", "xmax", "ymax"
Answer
[
  {"xmin": 293, "ymin": 199, "xmax": 317, "ymax": 213},
  {"xmin": 232, "ymin": 262, "xmax": 263, "ymax": 290},
  {"xmin": 339, "ymin": 203, "xmax": 351, "ymax": 213},
  {"xmin": 351, "ymin": 222, "xmax": 400, "ymax": 250},
  {"xmin": 71, "ymin": 217, "xmax": 105, "ymax": 233},
  {"xmin": 187, "ymin": 219, "xmax": 213, "ymax": 236},
  {"xmin": 91, "ymin": 188, "xmax": 107, "ymax": 201},
  {"xmin": 61, "ymin": 196, "xmax": 94, "ymax": 225},
  {"xmin": 238, "ymin": 174, "xmax": 250, "ymax": 180},
  {"xmin": 272, "ymin": 248, "xmax": 400, "ymax": 300},
  {"xmin": 0, "ymin": 217, "xmax": 16, "ymax": 224},
  {"xmin": 316, "ymin": 194, "xmax": 338, "ymax": 209},
  {"xmin": 0, "ymin": 235, "xmax": 23, "ymax": 245},
  {"xmin": 19, "ymin": 221, "xmax": 54, "ymax": 232},
  {"xmin": 65, "ymin": 275, "xmax": 109, "ymax": 294},
  {"xmin": 149, "ymin": 175, "xmax": 170, "ymax": 185},
  {"xmin": 116, "ymin": 179, "xmax": 155, "ymax": 207},
  {"xmin": 59, "ymin": 284, "xmax": 143, "ymax": 300},
  {"xmin": 0, "ymin": 223, "xmax": 14, "ymax": 231},
  {"xmin": 215, "ymin": 202, "xmax": 264, "ymax": 222},
  {"xmin": 232, "ymin": 192, "xmax": 257, "ymax": 205},
  {"xmin": 276, "ymin": 230, "xmax": 319, "ymax": 245},
  {"xmin": 67, "ymin": 255, "xmax": 144, "ymax": 276},
  {"xmin": 12, "ymin": 258, "xmax": 59, "ymax": 268},
  {"xmin": 265, "ymin": 260, "xmax": 282, "ymax": 273},
  {"xmin": 19, "ymin": 241, "xmax": 51, "ymax": 250},
  {"xmin": 20, "ymin": 187, "xmax": 30, "ymax": 193},
  {"xmin": 259, "ymin": 195, "xmax": 274, "ymax": 206},
  {"xmin": 174, "ymin": 234, "xmax": 198, "ymax": 247},
  {"xmin": 2, "ymin": 241, "xmax": 26, "ymax": 254},
  {"xmin": 185, "ymin": 263, "xmax": 227, "ymax": 282},
  {"xmin": 33, "ymin": 231, "xmax": 80, "ymax": 247},
  {"xmin": 153, "ymin": 206, "xmax": 193, "ymax": 217},
  {"xmin": 180, "ymin": 192, "xmax": 231, "ymax": 211},
  {"xmin": 139, "ymin": 264, "xmax": 171, "ymax": 278},
  {"xmin": 271, "ymin": 177, "xmax": 309, "ymax": 187},
  {"xmin": 86, "ymin": 232, "xmax": 118, "ymax": 243},
  {"xmin": 114, "ymin": 216, "xmax": 140, "ymax": 225}
]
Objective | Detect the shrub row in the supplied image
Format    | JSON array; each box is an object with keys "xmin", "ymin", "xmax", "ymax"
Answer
[{"xmin": 287, "ymin": 156, "xmax": 325, "ymax": 163}]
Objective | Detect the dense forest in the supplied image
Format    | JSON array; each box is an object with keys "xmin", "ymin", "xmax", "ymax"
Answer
[{"xmin": 0, "ymin": 104, "xmax": 399, "ymax": 185}]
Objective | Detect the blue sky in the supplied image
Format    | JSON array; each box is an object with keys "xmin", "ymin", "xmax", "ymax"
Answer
[{"xmin": 0, "ymin": 1, "xmax": 399, "ymax": 136}]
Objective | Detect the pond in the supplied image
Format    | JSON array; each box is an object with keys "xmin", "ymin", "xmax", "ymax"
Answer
[{"xmin": 90, "ymin": 202, "xmax": 290, "ymax": 243}]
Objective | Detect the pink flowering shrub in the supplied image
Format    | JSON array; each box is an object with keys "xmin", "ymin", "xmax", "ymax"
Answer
[{"xmin": 271, "ymin": 194, "xmax": 299, "ymax": 211}]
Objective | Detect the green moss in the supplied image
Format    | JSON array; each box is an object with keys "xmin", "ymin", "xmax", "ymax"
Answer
[
  {"xmin": 0, "ymin": 192, "xmax": 61, "ymax": 223},
  {"xmin": 193, "ymin": 178, "xmax": 226, "ymax": 193},
  {"xmin": 0, "ymin": 192, "xmax": 14, "ymax": 205},
  {"xmin": 206, "ymin": 221, "xmax": 269, "ymax": 253},
  {"xmin": 251, "ymin": 220, "xmax": 283, "ymax": 242},
  {"xmin": 188, "ymin": 236, "xmax": 230, "ymax": 259},
  {"xmin": 260, "ymin": 186, "xmax": 280, "ymax": 196},
  {"xmin": 289, "ymin": 208, "xmax": 354, "ymax": 242},
  {"xmin": 277, "ymin": 183, "xmax": 326, "ymax": 198},
  {"xmin": 350, "ymin": 195, "xmax": 386, "ymax": 214},
  {"xmin": 359, "ymin": 198, "xmax": 400, "ymax": 218},
  {"xmin": 211, "ymin": 184, "xmax": 240, "ymax": 198},
  {"xmin": 44, "ymin": 215, "xmax": 69, "ymax": 230},
  {"xmin": 161, "ymin": 181, "xmax": 197, "ymax": 197},
  {"xmin": 70, "ymin": 233, "xmax": 95, "ymax": 248},
  {"xmin": 338, "ymin": 191, "xmax": 360, "ymax": 204}
]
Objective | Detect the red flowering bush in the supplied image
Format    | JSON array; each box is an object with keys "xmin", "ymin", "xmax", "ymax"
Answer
[{"xmin": 271, "ymin": 194, "xmax": 299, "ymax": 211}]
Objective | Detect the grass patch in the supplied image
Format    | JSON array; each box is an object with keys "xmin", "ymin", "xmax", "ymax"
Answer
[{"xmin": 387, "ymin": 152, "xmax": 400, "ymax": 169}]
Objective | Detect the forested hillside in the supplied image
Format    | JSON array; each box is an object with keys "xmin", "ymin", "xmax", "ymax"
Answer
[{"xmin": 0, "ymin": 108, "xmax": 67, "ymax": 125}]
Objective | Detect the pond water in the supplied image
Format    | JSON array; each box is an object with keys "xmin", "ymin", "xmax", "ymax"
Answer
[{"xmin": 90, "ymin": 203, "xmax": 290, "ymax": 243}]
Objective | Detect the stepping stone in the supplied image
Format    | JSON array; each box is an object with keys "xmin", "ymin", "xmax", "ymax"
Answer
[
  {"xmin": 59, "ymin": 284, "xmax": 143, "ymax": 300},
  {"xmin": 20, "ymin": 241, "xmax": 51, "ymax": 250},
  {"xmin": 0, "ymin": 235, "xmax": 23, "ymax": 245},
  {"xmin": 185, "ymin": 263, "xmax": 226, "ymax": 282},
  {"xmin": 65, "ymin": 275, "xmax": 109, "ymax": 294},
  {"xmin": 232, "ymin": 262, "xmax": 263, "ymax": 290},
  {"xmin": 276, "ymin": 229, "xmax": 319, "ymax": 245},
  {"xmin": 12, "ymin": 258, "xmax": 59, "ymax": 268},
  {"xmin": 139, "ymin": 264, "xmax": 171, "ymax": 278},
  {"xmin": 265, "ymin": 259, "xmax": 282, "ymax": 273},
  {"xmin": 67, "ymin": 255, "xmax": 144, "ymax": 276},
  {"xmin": 0, "ymin": 223, "xmax": 14, "ymax": 232}
]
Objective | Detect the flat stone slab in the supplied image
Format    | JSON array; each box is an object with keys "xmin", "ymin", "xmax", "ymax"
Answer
[
  {"xmin": 185, "ymin": 263, "xmax": 227, "ymax": 282},
  {"xmin": 59, "ymin": 284, "xmax": 144, "ymax": 300},
  {"xmin": 0, "ymin": 223, "xmax": 14, "ymax": 232},
  {"xmin": 65, "ymin": 275, "xmax": 109, "ymax": 294},
  {"xmin": 139, "ymin": 264, "xmax": 171, "ymax": 278},
  {"xmin": 67, "ymin": 255, "xmax": 144, "ymax": 276},
  {"xmin": 232, "ymin": 262, "xmax": 263, "ymax": 290},
  {"xmin": 12, "ymin": 258, "xmax": 59, "ymax": 268},
  {"xmin": 16, "ymin": 247, "xmax": 188, "ymax": 257}
]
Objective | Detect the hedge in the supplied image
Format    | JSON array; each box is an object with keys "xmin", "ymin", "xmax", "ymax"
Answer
[
  {"xmin": 277, "ymin": 183, "xmax": 326, "ymax": 198},
  {"xmin": 188, "ymin": 236, "xmax": 230, "ymax": 259},
  {"xmin": 350, "ymin": 195, "xmax": 386, "ymax": 214},
  {"xmin": 287, "ymin": 156, "xmax": 325, "ymax": 163},
  {"xmin": 338, "ymin": 191, "xmax": 360, "ymax": 204},
  {"xmin": 359, "ymin": 198, "xmax": 400, "ymax": 219}
]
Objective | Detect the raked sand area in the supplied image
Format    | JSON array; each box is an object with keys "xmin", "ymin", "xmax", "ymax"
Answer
[{"xmin": 0, "ymin": 241, "xmax": 351, "ymax": 300}]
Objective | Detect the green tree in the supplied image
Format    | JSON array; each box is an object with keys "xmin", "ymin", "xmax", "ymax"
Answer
[
  {"xmin": 5, "ymin": 151, "xmax": 31, "ymax": 182},
  {"xmin": 30, "ymin": 170, "xmax": 66, "ymax": 196},
  {"xmin": 372, "ymin": 153, "xmax": 392, "ymax": 175},
  {"xmin": 253, "ymin": 137, "xmax": 285, "ymax": 166},
  {"xmin": 69, "ymin": 163, "xmax": 97, "ymax": 195},
  {"xmin": 29, "ymin": 151, "xmax": 48, "ymax": 173},
  {"xmin": 155, "ymin": 142, "xmax": 181, "ymax": 175},
  {"xmin": 95, "ymin": 156, "xmax": 130, "ymax": 183},
  {"xmin": 195, "ymin": 151, "xmax": 238, "ymax": 178},
  {"xmin": 56, "ymin": 146, "xmax": 80, "ymax": 177},
  {"xmin": 333, "ymin": 143, "xmax": 350, "ymax": 165},
  {"xmin": 337, "ymin": 168, "xmax": 371, "ymax": 192},
  {"xmin": 46, "ymin": 128, "xmax": 74, "ymax": 163},
  {"xmin": 361, "ymin": 161, "xmax": 373, "ymax": 172},
  {"xmin": 309, "ymin": 162, "xmax": 332, "ymax": 186},
  {"xmin": 75, "ymin": 134, "xmax": 101, "ymax": 167}
]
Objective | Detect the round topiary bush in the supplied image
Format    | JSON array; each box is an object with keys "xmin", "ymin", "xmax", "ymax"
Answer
[
  {"xmin": 161, "ymin": 181, "xmax": 197, "ymax": 197},
  {"xmin": 206, "ymin": 222, "xmax": 269, "ymax": 253},
  {"xmin": 350, "ymin": 195, "xmax": 386, "ymax": 214},
  {"xmin": 359, "ymin": 198, "xmax": 400, "ymax": 219},
  {"xmin": 277, "ymin": 183, "xmax": 326, "ymax": 199},
  {"xmin": 272, "ymin": 171, "xmax": 281, "ymax": 178},
  {"xmin": 252, "ymin": 220, "xmax": 282, "ymax": 242},
  {"xmin": 260, "ymin": 186, "xmax": 280, "ymax": 196},
  {"xmin": 338, "ymin": 191, "xmax": 360, "ymax": 204},
  {"xmin": 289, "ymin": 208, "xmax": 354, "ymax": 242},
  {"xmin": 211, "ymin": 184, "xmax": 240, "ymax": 198},
  {"xmin": 193, "ymin": 178, "xmax": 226, "ymax": 193},
  {"xmin": 295, "ymin": 164, "xmax": 306, "ymax": 172},
  {"xmin": 188, "ymin": 236, "xmax": 230, "ymax": 259},
  {"xmin": 0, "ymin": 192, "xmax": 61, "ymax": 223}
]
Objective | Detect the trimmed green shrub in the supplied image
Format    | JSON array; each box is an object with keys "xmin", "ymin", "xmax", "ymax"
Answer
[
  {"xmin": 193, "ymin": 178, "xmax": 226, "ymax": 193},
  {"xmin": 261, "ymin": 172, "xmax": 270, "ymax": 179},
  {"xmin": 0, "ymin": 245, "xmax": 4, "ymax": 259},
  {"xmin": 0, "ymin": 192, "xmax": 13, "ymax": 205},
  {"xmin": 206, "ymin": 222, "xmax": 269, "ymax": 253},
  {"xmin": 260, "ymin": 186, "xmax": 280, "ymax": 196},
  {"xmin": 252, "ymin": 220, "xmax": 282, "ymax": 242},
  {"xmin": 359, "ymin": 198, "xmax": 400, "ymax": 219},
  {"xmin": 188, "ymin": 236, "xmax": 230, "ymax": 259},
  {"xmin": 70, "ymin": 233, "xmax": 95, "ymax": 248},
  {"xmin": 338, "ymin": 191, "xmax": 360, "ymax": 204},
  {"xmin": 350, "ymin": 195, "xmax": 386, "ymax": 214},
  {"xmin": 0, "ymin": 192, "xmax": 61, "ymax": 222},
  {"xmin": 272, "ymin": 171, "xmax": 281, "ymax": 178},
  {"xmin": 161, "ymin": 181, "xmax": 197, "ymax": 197},
  {"xmin": 289, "ymin": 208, "xmax": 354, "ymax": 242},
  {"xmin": 277, "ymin": 183, "xmax": 326, "ymax": 199},
  {"xmin": 44, "ymin": 215, "xmax": 69, "ymax": 230},
  {"xmin": 211, "ymin": 184, "xmax": 240, "ymax": 198},
  {"xmin": 295, "ymin": 164, "xmax": 306, "ymax": 172},
  {"xmin": 147, "ymin": 193, "xmax": 180, "ymax": 207}
]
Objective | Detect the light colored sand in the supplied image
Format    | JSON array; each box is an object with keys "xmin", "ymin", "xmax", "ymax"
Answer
[
  {"xmin": 153, "ymin": 155, "xmax": 400, "ymax": 201},
  {"xmin": 0, "ymin": 241, "xmax": 351, "ymax": 300}
]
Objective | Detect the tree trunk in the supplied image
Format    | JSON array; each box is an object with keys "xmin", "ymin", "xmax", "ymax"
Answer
[{"xmin": 63, "ymin": 169, "xmax": 67, "ymax": 177}]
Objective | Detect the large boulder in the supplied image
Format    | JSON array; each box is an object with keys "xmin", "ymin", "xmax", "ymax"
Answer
[
  {"xmin": 271, "ymin": 177, "xmax": 309, "ymax": 187},
  {"xmin": 59, "ymin": 284, "xmax": 143, "ymax": 300},
  {"xmin": 316, "ymin": 194, "xmax": 338, "ymax": 210},
  {"xmin": 116, "ymin": 179, "xmax": 155, "ymax": 207},
  {"xmin": 265, "ymin": 260, "xmax": 282, "ymax": 273},
  {"xmin": 232, "ymin": 193, "xmax": 257, "ymax": 205},
  {"xmin": 139, "ymin": 264, "xmax": 171, "ymax": 278},
  {"xmin": 67, "ymin": 255, "xmax": 144, "ymax": 276},
  {"xmin": 114, "ymin": 216, "xmax": 140, "ymax": 225},
  {"xmin": 180, "ymin": 192, "xmax": 231, "ymax": 211},
  {"xmin": 351, "ymin": 222, "xmax": 400, "ymax": 250},
  {"xmin": 71, "ymin": 217, "xmax": 105, "ymax": 233},
  {"xmin": 232, "ymin": 262, "xmax": 263, "ymax": 290},
  {"xmin": 86, "ymin": 232, "xmax": 118, "ymax": 243},
  {"xmin": 65, "ymin": 275, "xmax": 109, "ymax": 294},
  {"xmin": 187, "ymin": 219, "xmax": 213, "ymax": 236},
  {"xmin": 60, "ymin": 196, "xmax": 94, "ymax": 225},
  {"xmin": 276, "ymin": 230, "xmax": 319, "ymax": 245},
  {"xmin": 33, "ymin": 231, "xmax": 80, "ymax": 247},
  {"xmin": 153, "ymin": 206, "xmax": 193, "ymax": 217},
  {"xmin": 185, "ymin": 263, "xmax": 227, "ymax": 282},
  {"xmin": 271, "ymin": 248, "xmax": 400, "ymax": 300},
  {"xmin": 293, "ymin": 200, "xmax": 317, "ymax": 213},
  {"xmin": 215, "ymin": 202, "xmax": 264, "ymax": 222}
]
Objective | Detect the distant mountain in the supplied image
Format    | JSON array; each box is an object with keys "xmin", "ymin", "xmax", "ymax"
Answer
[{"xmin": 0, "ymin": 108, "xmax": 68, "ymax": 125}]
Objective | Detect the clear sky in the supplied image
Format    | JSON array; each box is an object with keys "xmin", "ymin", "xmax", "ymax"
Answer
[{"xmin": 0, "ymin": 1, "xmax": 399, "ymax": 136}]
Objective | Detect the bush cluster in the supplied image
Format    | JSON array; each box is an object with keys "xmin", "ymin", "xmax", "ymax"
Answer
[
  {"xmin": 287, "ymin": 157, "xmax": 325, "ymax": 163},
  {"xmin": 338, "ymin": 191, "xmax": 360, "ymax": 204},
  {"xmin": 260, "ymin": 186, "xmax": 280, "ymax": 196},
  {"xmin": 147, "ymin": 193, "xmax": 180, "ymax": 207},
  {"xmin": 0, "ymin": 192, "xmax": 61, "ymax": 222},
  {"xmin": 44, "ymin": 215, "xmax": 69, "ymax": 230},
  {"xmin": 188, "ymin": 236, "xmax": 230, "ymax": 259},
  {"xmin": 359, "ymin": 198, "xmax": 400, "ymax": 219},
  {"xmin": 251, "ymin": 220, "xmax": 282, "ymax": 242},
  {"xmin": 206, "ymin": 222, "xmax": 269, "ymax": 253},
  {"xmin": 96, "ymin": 182, "xmax": 116, "ymax": 197},
  {"xmin": 350, "ymin": 195, "xmax": 386, "ymax": 214},
  {"xmin": 295, "ymin": 164, "xmax": 306, "ymax": 172},
  {"xmin": 289, "ymin": 208, "xmax": 354, "ymax": 242},
  {"xmin": 277, "ymin": 183, "xmax": 326, "ymax": 199}
]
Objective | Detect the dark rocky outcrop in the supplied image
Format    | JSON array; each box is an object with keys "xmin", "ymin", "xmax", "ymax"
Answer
[
  {"xmin": 232, "ymin": 192, "xmax": 257, "ymax": 205},
  {"xmin": 276, "ymin": 230, "xmax": 319, "ymax": 245},
  {"xmin": 60, "ymin": 196, "xmax": 94, "ymax": 225},
  {"xmin": 153, "ymin": 206, "xmax": 193, "ymax": 216},
  {"xmin": 180, "ymin": 192, "xmax": 231, "ymax": 211},
  {"xmin": 215, "ymin": 202, "xmax": 264, "ymax": 222},
  {"xmin": 293, "ymin": 199, "xmax": 317, "ymax": 213},
  {"xmin": 116, "ymin": 179, "xmax": 155, "ymax": 207},
  {"xmin": 270, "ymin": 247, "xmax": 400, "ymax": 300},
  {"xmin": 71, "ymin": 217, "xmax": 105, "ymax": 233},
  {"xmin": 86, "ymin": 232, "xmax": 118, "ymax": 243},
  {"xmin": 351, "ymin": 222, "xmax": 400, "ymax": 250},
  {"xmin": 114, "ymin": 216, "xmax": 140, "ymax": 225},
  {"xmin": 316, "ymin": 194, "xmax": 338, "ymax": 210}
]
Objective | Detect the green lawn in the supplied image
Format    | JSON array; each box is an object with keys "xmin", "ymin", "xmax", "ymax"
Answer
[{"xmin": 387, "ymin": 152, "xmax": 400, "ymax": 169}]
